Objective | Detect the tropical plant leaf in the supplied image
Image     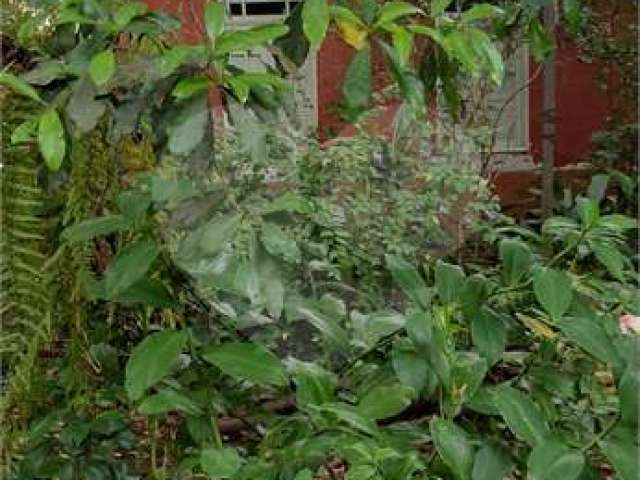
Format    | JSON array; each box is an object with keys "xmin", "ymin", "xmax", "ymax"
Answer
[
  {"xmin": 499, "ymin": 238, "xmax": 534, "ymax": 287},
  {"xmin": 104, "ymin": 240, "xmax": 159, "ymax": 298},
  {"xmin": 533, "ymin": 267, "xmax": 573, "ymax": 322},
  {"xmin": 125, "ymin": 330, "xmax": 188, "ymax": 401},
  {"xmin": 527, "ymin": 438, "xmax": 585, "ymax": 480},
  {"xmin": 89, "ymin": 50, "xmax": 116, "ymax": 86},
  {"xmin": 139, "ymin": 388, "xmax": 202, "ymax": 416},
  {"xmin": 357, "ymin": 383, "xmax": 414, "ymax": 420},
  {"xmin": 203, "ymin": 342, "xmax": 287, "ymax": 386},
  {"xmin": 201, "ymin": 448, "xmax": 243, "ymax": 479},
  {"xmin": 386, "ymin": 255, "xmax": 430, "ymax": 309},
  {"xmin": 472, "ymin": 443, "xmax": 513, "ymax": 480},
  {"xmin": 302, "ymin": 0, "xmax": 330, "ymax": 48},
  {"xmin": 0, "ymin": 72, "xmax": 45, "ymax": 103},
  {"xmin": 61, "ymin": 215, "xmax": 131, "ymax": 243},
  {"xmin": 204, "ymin": 2, "xmax": 225, "ymax": 41},
  {"xmin": 430, "ymin": 418, "xmax": 474, "ymax": 480},
  {"xmin": 38, "ymin": 109, "xmax": 66, "ymax": 171},
  {"xmin": 435, "ymin": 260, "xmax": 466, "ymax": 304},
  {"xmin": 492, "ymin": 385, "xmax": 550, "ymax": 447}
]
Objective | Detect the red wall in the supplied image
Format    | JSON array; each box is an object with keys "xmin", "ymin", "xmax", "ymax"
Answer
[{"xmin": 143, "ymin": 1, "xmax": 617, "ymax": 209}]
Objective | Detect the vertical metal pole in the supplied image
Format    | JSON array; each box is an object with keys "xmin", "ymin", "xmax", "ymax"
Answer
[{"xmin": 542, "ymin": 2, "xmax": 557, "ymax": 218}]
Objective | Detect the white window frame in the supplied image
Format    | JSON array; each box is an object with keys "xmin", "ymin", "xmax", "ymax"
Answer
[{"xmin": 224, "ymin": 0, "xmax": 319, "ymax": 130}]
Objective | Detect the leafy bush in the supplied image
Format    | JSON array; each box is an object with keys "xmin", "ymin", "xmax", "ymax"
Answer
[{"xmin": 1, "ymin": 1, "xmax": 637, "ymax": 480}]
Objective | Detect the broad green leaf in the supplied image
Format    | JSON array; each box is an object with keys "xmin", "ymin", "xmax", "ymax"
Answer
[
  {"xmin": 435, "ymin": 260, "xmax": 466, "ymax": 304},
  {"xmin": 114, "ymin": 2, "xmax": 148, "ymax": 29},
  {"xmin": 407, "ymin": 310, "xmax": 450, "ymax": 387},
  {"xmin": 461, "ymin": 3, "xmax": 503, "ymax": 23},
  {"xmin": 215, "ymin": 24, "xmax": 289, "ymax": 56},
  {"xmin": 576, "ymin": 197, "xmax": 600, "ymax": 228},
  {"xmin": 158, "ymin": 45, "xmax": 205, "ymax": 77},
  {"xmin": 38, "ymin": 109, "xmax": 66, "ymax": 172},
  {"xmin": 289, "ymin": 359, "xmax": 337, "ymax": 407},
  {"xmin": 201, "ymin": 448, "xmax": 243, "ymax": 478},
  {"xmin": 527, "ymin": 19, "xmax": 554, "ymax": 62},
  {"xmin": 261, "ymin": 222, "xmax": 300, "ymax": 263},
  {"xmin": 167, "ymin": 93, "xmax": 210, "ymax": 155},
  {"xmin": 104, "ymin": 241, "xmax": 159, "ymax": 298},
  {"xmin": 599, "ymin": 425, "xmax": 639, "ymax": 480},
  {"xmin": 527, "ymin": 438, "xmax": 585, "ymax": 480},
  {"xmin": 302, "ymin": 0, "xmax": 330, "ymax": 48},
  {"xmin": 468, "ymin": 28, "xmax": 504, "ymax": 85},
  {"xmin": 557, "ymin": 315, "xmax": 621, "ymax": 366},
  {"xmin": 294, "ymin": 470, "xmax": 314, "ymax": 480},
  {"xmin": 472, "ymin": 443, "xmax": 512, "ymax": 480},
  {"xmin": 253, "ymin": 242, "xmax": 285, "ymax": 318},
  {"xmin": 444, "ymin": 30, "xmax": 480, "ymax": 75},
  {"xmin": 125, "ymin": 330, "xmax": 187, "ymax": 401},
  {"xmin": 492, "ymin": 385, "xmax": 550, "ymax": 447},
  {"xmin": 461, "ymin": 273, "xmax": 491, "ymax": 320},
  {"xmin": 21, "ymin": 60, "xmax": 69, "ymax": 85},
  {"xmin": 352, "ymin": 310, "xmax": 405, "ymax": 348},
  {"xmin": 590, "ymin": 240, "xmax": 626, "ymax": 281},
  {"xmin": 89, "ymin": 50, "xmax": 116, "ymax": 86},
  {"xmin": 406, "ymin": 308, "xmax": 432, "ymax": 347},
  {"xmin": 172, "ymin": 76, "xmax": 212, "ymax": 100},
  {"xmin": 262, "ymin": 192, "xmax": 315, "ymax": 215},
  {"xmin": 342, "ymin": 47, "xmax": 372, "ymax": 121},
  {"xmin": 391, "ymin": 26, "xmax": 413, "ymax": 67},
  {"xmin": 204, "ymin": 2, "xmax": 225, "ymax": 41},
  {"xmin": 0, "ymin": 72, "xmax": 44, "ymax": 103},
  {"xmin": 112, "ymin": 278, "xmax": 174, "ymax": 308},
  {"xmin": 139, "ymin": 388, "xmax": 202, "ymax": 416},
  {"xmin": 11, "ymin": 119, "xmax": 37, "ymax": 144},
  {"xmin": 471, "ymin": 309, "xmax": 506, "ymax": 366},
  {"xmin": 374, "ymin": 2, "xmax": 421, "ymax": 27},
  {"xmin": 449, "ymin": 352, "xmax": 488, "ymax": 412},
  {"xmin": 315, "ymin": 403, "xmax": 379, "ymax": 437},
  {"xmin": 499, "ymin": 238, "xmax": 533, "ymax": 287},
  {"xmin": 618, "ymin": 363, "xmax": 639, "ymax": 426},
  {"xmin": 533, "ymin": 268, "xmax": 573, "ymax": 321},
  {"xmin": 331, "ymin": 6, "xmax": 368, "ymax": 48},
  {"xmin": 392, "ymin": 339, "xmax": 436, "ymax": 395},
  {"xmin": 66, "ymin": 77, "xmax": 106, "ymax": 133},
  {"xmin": 61, "ymin": 215, "xmax": 131, "ymax": 243},
  {"xmin": 386, "ymin": 254, "xmax": 430, "ymax": 309},
  {"xmin": 226, "ymin": 76, "xmax": 251, "ymax": 103},
  {"xmin": 357, "ymin": 383, "xmax": 414, "ymax": 420},
  {"xmin": 430, "ymin": 418, "xmax": 474, "ymax": 480},
  {"xmin": 432, "ymin": 0, "xmax": 454, "ymax": 16},
  {"xmin": 297, "ymin": 303, "xmax": 349, "ymax": 349},
  {"xmin": 203, "ymin": 342, "xmax": 287, "ymax": 386}
]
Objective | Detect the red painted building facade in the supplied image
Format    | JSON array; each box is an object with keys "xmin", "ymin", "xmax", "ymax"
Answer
[{"xmin": 145, "ymin": 0, "xmax": 632, "ymax": 208}]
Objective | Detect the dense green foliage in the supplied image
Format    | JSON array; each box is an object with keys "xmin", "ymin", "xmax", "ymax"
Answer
[{"xmin": 0, "ymin": 1, "xmax": 638, "ymax": 480}]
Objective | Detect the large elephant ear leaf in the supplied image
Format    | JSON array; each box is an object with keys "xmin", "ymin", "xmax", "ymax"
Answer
[
  {"xmin": 125, "ymin": 330, "xmax": 188, "ymax": 401},
  {"xmin": 38, "ymin": 108, "xmax": 66, "ymax": 172}
]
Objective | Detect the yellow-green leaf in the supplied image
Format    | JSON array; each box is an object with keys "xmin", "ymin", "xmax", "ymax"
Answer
[
  {"xmin": 37, "ymin": 109, "xmax": 66, "ymax": 172},
  {"xmin": 89, "ymin": 50, "xmax": 116, "ymax": 86}
]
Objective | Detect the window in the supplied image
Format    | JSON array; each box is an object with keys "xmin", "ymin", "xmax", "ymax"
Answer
[
  {"xmin": 488, "ymin": 46, "xmax": 529, "ymax": 153},
  {"xmin": 224, "ymin": 0, "xmax": 318, "ymax": 130}
]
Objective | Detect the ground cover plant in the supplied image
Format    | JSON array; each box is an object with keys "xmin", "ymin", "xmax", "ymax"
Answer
[{"xmin": 0, "ymin": 0, "xmax": 638, "ymax": 479}]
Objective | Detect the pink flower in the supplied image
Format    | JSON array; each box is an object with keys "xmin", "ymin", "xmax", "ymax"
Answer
[{"xmin": 619, "ymin": 314, "xmax": 640, "ymax": 335}]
